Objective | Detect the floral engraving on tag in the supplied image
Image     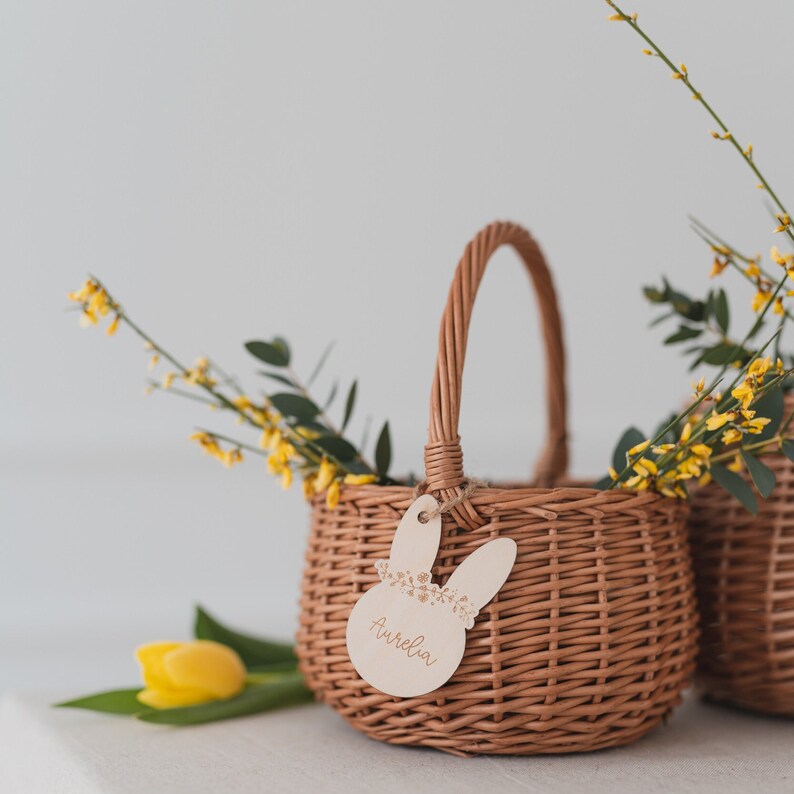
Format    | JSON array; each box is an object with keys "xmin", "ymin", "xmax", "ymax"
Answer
[{"xmin": 374, "ymin": 560, "xmax": 478, "ymax": 628}]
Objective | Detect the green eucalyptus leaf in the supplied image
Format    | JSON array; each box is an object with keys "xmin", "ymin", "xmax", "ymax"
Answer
[
  {"xmin": 649, "ymin": 311, "xmax": 675, "ymax": 328},
  {"xmin": 272, "ymin": 337, "xmax": 291, "ymax": 363},
  {"xmin": 55, "ymin": 689, "xmax": 144, "ymax": 715},
  {"xmin": 245, "ymin": 341, "xmax": 290, "ymax": 367},
  {"xmin": 781, "ymin": 440, "xmax": 794, "ymax": 462},
  {"xmin": 751, "ymin": 387, "xmax": 784, "ymax": 442},
  {"xmin": 643, "ymin": 285, "xmax": 667, "ymax": 303},
  {"xmin": 664, "ymin": 325, "xmax": 703, "ymax": 345},
  {"xmin": 710, "ymin": 462, "xmax": 758, "ymax": 514},
  {"xmin": 715, "ymin": 289, "xmax": 730, "ymax": 334},
  {"xmin": 592, "ymin": 474, "xmax": 613, "ymax": 490},
  {"xmin": 194, "ymin": 606, "xmax": 297, "ymax": 667},
  {"xmin": 342, "ymin": 380, "xmax": 357, "ymax": 432},
  {"xmin": 324, "ymin": 381, "xmax": 338, "ymax": 409},
  {"xmin": 312, "ymin": 435, "xmax": 358, "ymax": 462},
  {"xmin": 268, "ymin": 393, "xmax": 320, "ymax": 422},
  {"xmin": 702, "ymin": 344, "xmax": 740, "ymax": 366},
  {"xmin": 375, "ymin": 421, "xmax": 391, "ymax": 476},
  {"xmin": 307, "ymin": 341, "xmax": 335, "ymax": 387},
  {"xmin": 611, "ymin": 426, "xmax": 646, "ymax": 473},
  {"xmin": 741, "ymin": 451, "xmax": 776, "ymax": 499},
  {"xmin": 135, "ymin": 675, "xmax": 313, "ymax": 726},
  {"xmin": 259, "ymin": 371, "xmax": 296, "ymax": 388}
]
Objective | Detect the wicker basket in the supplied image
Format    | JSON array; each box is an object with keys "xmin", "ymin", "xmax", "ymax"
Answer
[
  {"xmin": 689, "ymin": 396, "xmax": 794, "ymax": 717},
  {"xmin": 296, "ymin": 221, "xmax": 698, "ymax": 756}
]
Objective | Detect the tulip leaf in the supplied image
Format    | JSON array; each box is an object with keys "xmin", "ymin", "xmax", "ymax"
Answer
[
  {"xmin": 710, "ymin": 462, "xmax": 758, "ymax": 514},
  {"xmin": 741, "ymin": 451, "xmax": 776, "ymax": 499},
  {"xmin": 245, "ymin": 340, "xmax": 290, "ymax": 367},
  {"xmin": 194, "ymin": 606, "xmax": 297, "ymax": 668},
  {"xmin": 55, "ymin": 689, "xmax": 144, "ymax": 715},
  {"xmin": 375, "ymin": 421, "xmax": 391, "ymax": 476},
  {"xmin": 268, "ymin": 393, "xmax": 320, "ymax": 422},
  {"xmin": 342, "ymin": 380, "xmax": 357, "ymax": 432},
  {"xmin": 611, "ymin": 426, "xmax": 646, "ymax": 473},
  {"xmin": 135, "ymin": 674, "xmax": 313, "ymax": 726},
  {"xmin": 312, "ymin": 435, "xmax": 358, "ymax": 462},
  {"xmin": 715, "ymin": 289, "xmax": 730, "ymax": 334}
]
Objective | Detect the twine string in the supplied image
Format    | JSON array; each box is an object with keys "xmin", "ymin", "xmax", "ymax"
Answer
[{"xmin": 413, "ymin": 477, "xmax": 488, "ymax": 524}]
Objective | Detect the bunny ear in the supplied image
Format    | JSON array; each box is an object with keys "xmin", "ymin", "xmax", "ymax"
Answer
[
  {"xmin": 387, "ymin": 494, "xmax": 442, "ymax": 572},
  {"xmin": 445, "ymin": 538, "xmax": 517, "ymax": 611}
]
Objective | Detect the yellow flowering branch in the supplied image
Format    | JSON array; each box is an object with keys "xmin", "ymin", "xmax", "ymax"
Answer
[
  {"xmin": 67, "ymin": 276, "xmax": 391, "ymax": 503},
  {"xmin": 606, "ymin": 1, "xmax": 794, "ymax": 247}
]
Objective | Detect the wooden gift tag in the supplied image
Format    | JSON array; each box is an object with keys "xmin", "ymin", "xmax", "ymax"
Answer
[{"xmin": 346, "ymin": 495, "xmax": 517, "ymax": 698}]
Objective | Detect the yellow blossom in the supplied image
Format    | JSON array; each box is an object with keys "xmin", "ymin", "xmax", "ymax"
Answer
[
  {"xmin": 727, "ymin": 454, "xmax": 744, "ymax": 473},
  {"xmin": 608, "ymin": 466, "xmax": 619, "ymax": 481},
  {"xmin": 774, "ymin": 297, "xmax": 785, "ymax": 316},
  {"xmin": 721, "ymin": 428, "xmax": 743, "ymax": 446},
  {"xmin": 652, "ymin": 444, "xmax": 675, "ymax": 454},
  {"xmin": 774, "ymin": 214, "xmax": 791, "ymax": 234},
  {"xmin": 79, "ymin": 309, "xmax": 98, "ymax": 328},
  {"xmin": 745, "ymin": 261, "xmax": 761, "ymax": 278},
  {"xmin": 135, "ymin": 640, "xmax": 245, "ymax": 710},
  {"xmin": 281, "ymin": 466, "xmax": 293, "ymax": 490},
  {"xmin": 162, "ymin": 372, "xmax": 176, "ymax": 389},
  {"xmin": 679, "ymin": 422, "xmax": 693, "ymax": 443},
  {"xmin": 302, "ymin": 474, "xmax": 316, "ymax": 500},
  {"xmin": 183, "ymin": 357, "xmax": 217, "ymax": 387},
  {"xmin": 624, "ymin": 474, "xmax": 648, "ymax": 490},
  {"xmin": 326, "ymin": 479, "xmax": 341, "ymax": 508},
  {"xmin": 748, "ymin": 357, "xmax": 771, "ymax": 379},
  {"xmin": 259, "ymin": 427, "xmax": 280, "ymax": 450},
  {"xmin": 315, "ymin": 458, "xmax": 337, "ymax": 492},
  {"xmin": 220, "ymin": 448, "xmax": 243, "ymax": 468},
  {"xmin": 690, "ymin": 444, "xmax": 712, "ymax": 459},
  {"xmin": 627, "ymin": 440, "xmax": 650, "ymax": 456},
  {"xmin": 771, "ymin": 246, "xmax": 794, "ymax": 267},
  {"xmin": 148, "ymin": 354, "xmax": 160, "ymax": 371},
  {"xmin": 633, "ymin": 458, "xmax": 658, "ymax": 477},
  {"xmin": 67, "ymin": 279, "xmax": 98, "ymax": 303},
  {"xmin": 706, "ymin": 411, "xmax": 735, "ymax": 431},
  {"xmin": 731, "ymin": 383, "xmax": 755, "ymax": 410},
  {"xmin": 343, "ymin": 473, "xmax": 378, "ymax": 485},
  {"xmin": 232, "ymin": 395, "xmax": 254, "ymax": 411},
  {"xmin": 710, "ymin": 257, "xmax": 728, "ymax": 277},
  {"xmin": 743, "ymin": 417, "xmax": 771, "ymax": 435},
  {"xmin": 698, "ymin": 471, "xmax": 712, "ymax": 487},
  {"xmin": 106, "ymin": 314, "xmax": 120, "ymax": 336},
  {"xmin": 752, "ymin": 290, "xmax": 771, "ymax": 312}
]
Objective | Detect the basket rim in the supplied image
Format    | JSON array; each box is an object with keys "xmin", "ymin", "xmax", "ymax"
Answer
[{"xmin": 322, "ymin": 481, "xmax": 688, "ymax": 518}]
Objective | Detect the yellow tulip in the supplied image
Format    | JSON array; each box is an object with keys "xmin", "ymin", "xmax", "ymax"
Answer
[{"xmin": 135, "ymin": 640, "xmax": 246, "ymax": 709}]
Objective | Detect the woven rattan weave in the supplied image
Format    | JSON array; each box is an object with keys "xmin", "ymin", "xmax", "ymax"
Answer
[
  {"xmin": 296, "ymin": 221, "xmax": 698, "ymax": 755},
  {"xmin": 689, "ymin": 402, "xmax": 794, "ymax": 717}
]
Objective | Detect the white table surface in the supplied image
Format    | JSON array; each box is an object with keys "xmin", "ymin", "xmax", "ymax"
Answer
[{"xmin": 1, "ymin": 690, "xmax": 792, "ymax": 794}]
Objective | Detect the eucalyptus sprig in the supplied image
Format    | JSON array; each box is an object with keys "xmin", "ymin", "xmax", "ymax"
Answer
[{"xmin": 66, "ymin": 277, "xmax": 402, "ymax": 507}]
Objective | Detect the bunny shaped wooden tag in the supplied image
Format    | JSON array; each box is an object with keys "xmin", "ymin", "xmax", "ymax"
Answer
[{"xmin": 346, "ymin": 494, "xmax": 517, "ymax": 697}]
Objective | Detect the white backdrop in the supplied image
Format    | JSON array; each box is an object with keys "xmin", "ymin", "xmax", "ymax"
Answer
[{"xmin": 3, "ymin": 1, "xmax": 793, "ymax": 690}]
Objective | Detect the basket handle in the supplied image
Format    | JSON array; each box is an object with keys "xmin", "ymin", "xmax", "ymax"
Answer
[{"xmin": 423, "ymin": 221, "xmax": 568, "ymax": 529}]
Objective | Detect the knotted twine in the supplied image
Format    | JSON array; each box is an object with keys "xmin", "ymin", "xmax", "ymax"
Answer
[{"xmin": 412, "ymin": 477, "xmax": 488, "ymax": 524}]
